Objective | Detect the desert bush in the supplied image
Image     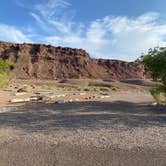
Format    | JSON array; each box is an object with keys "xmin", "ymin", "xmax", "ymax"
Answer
[
  {"xmin": 150, "ymin": 85, "xmax": 166, "ymax": 105},
  {"xmin": 0, "ymin": 61, "xmax": 15, "ymax": 73},
  {"xmin": 77, "ymin": 86, "xmax": 115, "ymax": 92},
  {"xmin": 99, "ymin": 87, "xmax": 115, "ymax": 92},
  {"xmin": 0, "ymin": 61, "xmax": 15, "ymax": 89},
  {"xmin": 139, "ymin": 47, "xmax": 166, "ymax": 104},
  {"xmin": 77, "ymin": 87, "xmax": 90, "ymax": 92}
]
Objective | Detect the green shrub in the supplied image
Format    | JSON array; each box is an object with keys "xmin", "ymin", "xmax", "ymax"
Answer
[
  {"xmin": 139, "ymin": 47, "xmax": 166, "ymax": 104},
  {"xmin": 77, "ymin": 87, "xmax": 90, "ymax": 92},
  {"xmin": 77, "ymin": 86, "xmax": 116, "ymax": 92},
  {"xmin": 0, "ymin": 61, "xmax": 15, "ymax": 73},
  {"xmin": 150, "ymin": 85, "xmax": 166, "ymax": 105},
  {"xmin": 0, "ymin": 61, "xmax": 15, "ymax": 89},
  {"xmin": 99, "ymin": 87, "xmax": 112, "ymax": 92}
]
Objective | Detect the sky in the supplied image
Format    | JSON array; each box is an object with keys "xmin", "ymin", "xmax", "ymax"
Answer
[{"xmin": 0, "ymin": 0, "xmax": 166, "ymax": 61}]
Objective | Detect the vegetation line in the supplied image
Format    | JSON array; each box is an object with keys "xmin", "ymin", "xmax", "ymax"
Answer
[{"xmin": 139, "ymin": 47, "xmax": 166, "ymax": 105}]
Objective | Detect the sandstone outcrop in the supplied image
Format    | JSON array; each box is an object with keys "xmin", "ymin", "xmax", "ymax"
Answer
[{"xmin": 0, "ymin": 41, "xmax": 146, "ymax": 80}]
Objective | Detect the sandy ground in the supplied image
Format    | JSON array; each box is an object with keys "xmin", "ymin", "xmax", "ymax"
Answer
[{"xmin": 0, "ymin": 80, "xmax": 166, "ymax": 166}]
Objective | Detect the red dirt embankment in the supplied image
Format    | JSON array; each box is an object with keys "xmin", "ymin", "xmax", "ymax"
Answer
[{"xmin": 0, "ymin": 41, "xmax": 145, "ymax": 80}]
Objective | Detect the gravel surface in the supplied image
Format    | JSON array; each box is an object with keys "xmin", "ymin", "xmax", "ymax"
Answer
[{"xmin": 0, "ymin": 89, "xmax": 165, "ymax": 166}]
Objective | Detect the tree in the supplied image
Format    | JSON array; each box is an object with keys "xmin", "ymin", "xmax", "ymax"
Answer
[{"xmin": 139, "ymin": 47, "xmax": 166, "ymax": 105}]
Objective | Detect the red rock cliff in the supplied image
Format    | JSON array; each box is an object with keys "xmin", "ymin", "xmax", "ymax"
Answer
[{"xmin": 0, "ymin": 41, "xmax": 146, "ymax": 80}]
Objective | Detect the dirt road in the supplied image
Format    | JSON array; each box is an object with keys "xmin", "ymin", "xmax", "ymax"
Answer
[{"xmin": 0, "ymin": 88, "xmax": 166, "ymax": 166}]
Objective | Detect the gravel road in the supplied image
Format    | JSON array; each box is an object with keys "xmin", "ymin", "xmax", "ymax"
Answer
[{"xmin": 0, "ymin": 90, "xmax": 165, "ymax": 166}]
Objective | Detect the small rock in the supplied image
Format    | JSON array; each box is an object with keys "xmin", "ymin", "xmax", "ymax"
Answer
[
  {"xmin": 15, "ymin": 92, "xmax": 27, "ymax": 96},
  {"xmin": 100, "ymin": 95, "xmax": 110, "ymax": 99},
  {"xmin": 79, "ymin": 93, "xmax": 86, "ymax": 96},
  {"xmin": 56, "ymin": 94, "xmax": 66, "ymax": 98},
  {"xmin": 29, "ymin": 96, "xmax": 42, "ymax": 101},
  {"xmin": 69, "ymin": 99, "xmax": 73, "ymax": 102},
  {"xmin": 57, "ymin": 100, "xmax": 66, "ymax": 104},
  {"xmin": 9, "ymin": 98, "xmax": 30, "ymax": 103},
  {"xmin": 151, "ymin": 102, "xmax": 158, "ymax": 106}
]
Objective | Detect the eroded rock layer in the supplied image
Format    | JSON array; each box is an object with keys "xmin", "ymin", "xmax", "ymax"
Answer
[{"xmin": 0, "ymin": 41, "xmax": 145, "ymax": 80}]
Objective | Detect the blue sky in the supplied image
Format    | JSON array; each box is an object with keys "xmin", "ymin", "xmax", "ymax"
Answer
[{"xmin": 0, "ymin": 0, "xmax": 166, "ymax": 61}]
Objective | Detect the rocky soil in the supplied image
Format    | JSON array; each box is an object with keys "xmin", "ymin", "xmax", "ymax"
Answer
[
  {"xmin": 0, "ymin": 80, "xmax": 165, "ymax": 166},
  {"xmin": 0, "ymin": 78, "xmax": 155, "ymax": 107}
]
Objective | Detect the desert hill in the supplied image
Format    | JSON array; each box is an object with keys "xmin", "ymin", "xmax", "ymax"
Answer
[{"xmin": 0, "ymin": 41, "xmax": 145, "ymax": 80}]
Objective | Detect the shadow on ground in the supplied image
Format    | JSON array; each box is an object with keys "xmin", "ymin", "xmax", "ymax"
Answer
[{"xmin": 0, "ymin": 101, "xmax": 165, "ymax": 132}]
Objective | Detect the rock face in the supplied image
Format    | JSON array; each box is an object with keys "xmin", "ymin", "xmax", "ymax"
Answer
[
  {"xmin": 95, "ymin": 59, "xmax": 145, "ymax": 80},
  {"xmin": 0, "ymin": 41, "xmax": 146, "ymax": 80}
]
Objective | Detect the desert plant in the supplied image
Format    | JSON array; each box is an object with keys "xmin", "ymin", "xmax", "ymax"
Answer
[
  {"xmin": 0, "ymin": 60, "xmax": 15, "ymax": 89},
  {"xmin": 77, "ymin": 87, "xmax": 90, "ymax": 92},
  {"xmin": 99, "ymin": 87, "xmax": 114, "ymax": 92},
  {"xmin": 139, "ymin": 47, "xmax": 166, "ymax": 104},
  {"xmin": 150, "ymin": 85, "xmax": 166, "ymax": 104},
  {"xmin": 0, "ymin": 61, "xmax": 15, "ymax": 73}
]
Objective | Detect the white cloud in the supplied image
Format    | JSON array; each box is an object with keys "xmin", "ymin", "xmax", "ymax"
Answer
[
  {"xmin": 30, "ymin": 12, "xmax": 44, "ymax": 25},
  {"xmin": 31, "ymin": 0, "xmax": 74, "ymax": 34},
  {"xmin": 35, "ymin": 0, "xmax": 71, "ymax": 18},
  {"xmin": 48, "ymin": 20, "xmax": 73, "ymax": 34},
  {"xmin": 100, "ymin": 13, "xmax": 166, "ymax": 60},
  {"xmin": 14, "ymin": 1, "xmax": 166, "ymax": 61},
  {"xmin": 43, "ymin": 12, "xmax": 166, "ymax": 61},
  {"xmin": 0, "ymin": 24, "xmax": 31, "ymax": 43}
]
